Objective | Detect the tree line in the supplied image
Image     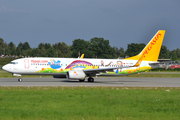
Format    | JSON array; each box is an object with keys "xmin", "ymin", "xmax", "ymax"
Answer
[{"xmin": 0, "ymin": 37, "xmax": 179, "ymax": 61}]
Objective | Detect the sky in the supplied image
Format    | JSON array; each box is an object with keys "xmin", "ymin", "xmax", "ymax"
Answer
[{"xmin": 0, "ymin": 0, "xmax": 180, "ymax": 51}]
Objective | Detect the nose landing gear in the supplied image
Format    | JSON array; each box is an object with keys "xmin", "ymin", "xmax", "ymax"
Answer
[{"xmin": 18, "ymin": 78, "xmax": 23, "ymax": 82}]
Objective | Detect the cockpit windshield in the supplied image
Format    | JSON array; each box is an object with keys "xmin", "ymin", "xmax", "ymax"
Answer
[{"xmin": 9, "ymin": 62, "xmax": 18, "ymax": 64}]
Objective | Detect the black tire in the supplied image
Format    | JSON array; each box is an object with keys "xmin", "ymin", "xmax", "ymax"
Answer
[
  {"xmin": 18, "ymin": 78, "xmax": 23, "ymax": 82},
  {"xmin": 79, "ymin": 79, "xmax": 85, "ymax": 82},
  {"xmin": 88, "ymin": 78, "xmax": 94, "ymax": 82}
]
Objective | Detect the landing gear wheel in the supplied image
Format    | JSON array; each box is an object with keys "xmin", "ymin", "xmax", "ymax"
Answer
[
  {"xmin": 88, "ymin": 78, "xmax": 94, "ymax": 82},
  {"xmin": 18, "ymin": 78, "xmax": 23, "ymax": 82},
  {"xmin": 79, "ymin": 79, "xmax": 85, "ymax": 82}
]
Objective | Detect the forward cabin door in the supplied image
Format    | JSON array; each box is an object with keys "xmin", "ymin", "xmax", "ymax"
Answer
[{"xmin": 24, "ymin": 59, "xmax": 29, "ymax": 69}]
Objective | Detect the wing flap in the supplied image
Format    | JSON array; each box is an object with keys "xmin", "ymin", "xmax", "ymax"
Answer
[
  {"xmin": 83, "ymin": 55, "xmax": 144, "ymax": 75},
  {"xmin": 83, "ymin": 66, "xmax": 126, "ymax": 75}
]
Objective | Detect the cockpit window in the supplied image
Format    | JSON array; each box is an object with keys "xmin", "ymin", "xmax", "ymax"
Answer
[{"xmin": 9, "ymin": 62, "xmax": 18, "ymax": 64}]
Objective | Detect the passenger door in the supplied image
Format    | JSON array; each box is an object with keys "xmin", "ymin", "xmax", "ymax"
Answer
[{"xmin": 24, "ymin": 59, "xmax": 29, "ymax": 69}]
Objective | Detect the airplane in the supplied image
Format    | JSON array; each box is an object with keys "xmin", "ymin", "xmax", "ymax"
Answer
[{"xmin": 2, "ymin": 30, "xmax": 165, "ymax": 82}]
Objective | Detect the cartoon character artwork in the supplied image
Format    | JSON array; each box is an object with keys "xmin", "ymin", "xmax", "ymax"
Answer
[
  {"xmin": 116, "ymin": 61, "xmax": 122, "ymax": 73},
  {"xmin": 65, "ymin": 60, "xmax": 92, "ymax": 70},
  {"xmin": 48, "ymin": 59, "xmax": 61, "ymax": 69},
  {"xmin": 117, "ymin": 61, "xmax": 122, "ymax": 66},
  {"xmin": 100, "ymin": 60, "xmax": 115, "ymax": 67},
  {"xmin": 101, "ymin": 60, "xmax": 104, "ymax": 66}
]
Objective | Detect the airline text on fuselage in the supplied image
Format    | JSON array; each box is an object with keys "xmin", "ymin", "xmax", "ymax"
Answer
[{"xmin": 31, "ymin": 60, "xmax": 48, "ymax": 63}]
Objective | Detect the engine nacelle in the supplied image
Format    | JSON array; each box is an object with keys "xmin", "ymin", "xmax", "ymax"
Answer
[{"xmin": 66, "ymin": 70, "xmax": 86, "ymax": 80}]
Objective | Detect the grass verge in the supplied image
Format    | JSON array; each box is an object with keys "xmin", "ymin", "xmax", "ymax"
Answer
[{"xmin": 0, "ymin": 86, "xmax": 180, "ymax": 120}]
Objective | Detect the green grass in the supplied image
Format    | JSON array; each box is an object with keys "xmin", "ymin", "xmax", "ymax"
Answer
[{"xmin": 0, "ymin": 87, "xmax": 180, "ymax": 120}]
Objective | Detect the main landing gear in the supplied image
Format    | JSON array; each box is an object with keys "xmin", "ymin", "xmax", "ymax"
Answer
[
  {"xmin": 88, "ymin": 77, "xmax": 94, "ymax": 82},
  {"xmin": 18, "ymin": 78, "xmax": 23, "ymax": 82},
  {"xmin": 79, "ymin": 77, "xmax": 94, "ymax": 82}
]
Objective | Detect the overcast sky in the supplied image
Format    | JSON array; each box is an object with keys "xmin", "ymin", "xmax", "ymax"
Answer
[{"xmin": 0, "ymin": 0, "xmax": 180, "ymax": 51}]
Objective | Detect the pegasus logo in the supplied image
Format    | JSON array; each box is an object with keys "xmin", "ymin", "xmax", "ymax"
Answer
[{"xmin": 143, "ymin": 32, "xmax": 162, "ymax": 58}]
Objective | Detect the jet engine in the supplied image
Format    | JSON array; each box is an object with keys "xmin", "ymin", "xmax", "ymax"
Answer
[{"xmin": 66, "ymin": 70, "xmax": 86, "ymax": 80}]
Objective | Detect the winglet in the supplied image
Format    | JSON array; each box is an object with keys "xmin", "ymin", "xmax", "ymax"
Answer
[
  {"xmin": 133, "ymin": 55, "xmax": 143, "ymax": 67},
  {"xmin": 80, "ymin": 54, "xmax": 84, "ymax": 59}
]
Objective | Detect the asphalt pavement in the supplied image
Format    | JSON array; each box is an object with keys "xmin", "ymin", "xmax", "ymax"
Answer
[{"xmin": 0, "ymin": 77, "xmax": 180, "ymax": 87}]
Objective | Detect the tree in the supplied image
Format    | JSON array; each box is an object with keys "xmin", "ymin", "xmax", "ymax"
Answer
[
  {"xmin": 114, "ymin": 47, "xmax": 125, "ymax": 58},
  {"xmin": 53, "ymin": 42, "xmax": 71, "ymax": 57},
  {"xmin": 172, "ymin": 50, "xmax": 178, "ymax": 61},
  {"xmin": 47, "ymin": 47, "xmax": 55, "ymax": 57},
  {"xmin": 8, "ymin": 42, "xmax": 16, "ymax": 55},
  {"xmin": 22, "ymin": 49, "xmax": 32, "ymax": 57},
  {"xmin": 176, "ymin": 48, "xmax": 180, "ymax": 59},
  {"xmin": 16, "ymin": 42, "xmax": 32, "ymax": 56},
  {"xmin": 31, "ymin": 48, "xmax": 41, "ymax": 57},
  {"xmin": 37, "ymin": 43, "xmax": 52, "ymax": 57},
  {"xmin": 125, "ymin": 43, "xmax": 145, "ymax": 57},
  {"xmin": 44, "ymin": 43, "xmax": 51, "ymax": 50},
  {"xmin": 90, "ymin": 37, "xmax": 116, "ymax": 58},
  {"xmin": 39, "ymin": 47, "xmax": 48, "ymax": 57},
  {"xmin": 159, "ymin": 45, "xmax": 170, "ymax": 59},
  {"xmin": 71, "ymin": 39, "xmax": 93, "ymax": 58},
  {"xmin": 38, "ymin": 43, "xmax": 45, "ymax": 50},
  {"xmin": 71, "ymin": 37, "xmax": 117, "ymax": 58},
  {"xmin": 119, "ymin": 47, "xmax": 125, "ymax": 58},
  {"xmin": 22, "ymin": 42, "xmax": 31, "ymax": 50},
  {"xmin": 0, "ymin": 38, "xmax": 7, "ymax": 55},
  {"xmin": 16, "ymin": 42, "xmax": 23, "ymax": 55},
  {"xmin": 0, "ymin": 38, "xmax": 4, "ymax": 46}
]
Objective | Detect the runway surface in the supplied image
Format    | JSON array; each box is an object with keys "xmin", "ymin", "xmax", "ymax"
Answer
[{"xmin": 0, "ymin": 77, "xmax": 180, "ymax": 87}]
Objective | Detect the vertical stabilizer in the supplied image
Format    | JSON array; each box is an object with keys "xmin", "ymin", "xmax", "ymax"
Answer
[{"xmin": 125, "ymin": 30, "xmax": 165, "ymax": 61}]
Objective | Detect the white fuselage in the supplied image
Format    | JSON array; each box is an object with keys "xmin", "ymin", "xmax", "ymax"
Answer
[{"xmin": 2, "ymin": 57, "xmax": 156, "ymax": 76}]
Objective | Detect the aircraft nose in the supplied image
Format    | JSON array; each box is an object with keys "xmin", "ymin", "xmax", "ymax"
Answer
[{"xmin": 2, "ymin": 65, "xmax": 8, "ymax": 71}]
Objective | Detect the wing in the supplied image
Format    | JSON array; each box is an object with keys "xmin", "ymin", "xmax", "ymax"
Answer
[
  {"xmin": 83, "ymin": 66, "xmax": 128, "ymax": 75},
  {"xmin": 83, "ymin": 56, "xmax": 144, "ymax": 75}
]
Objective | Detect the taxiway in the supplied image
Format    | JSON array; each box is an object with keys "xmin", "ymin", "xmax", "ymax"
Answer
[{"xmin": 0, "ymin": 77, "xmax": 180, "ymax": 87}]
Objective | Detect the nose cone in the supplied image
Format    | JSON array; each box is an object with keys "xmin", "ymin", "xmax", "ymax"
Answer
[{"xmin": 2, "ymin": 65, "xmax": 8, "ymax": 71}]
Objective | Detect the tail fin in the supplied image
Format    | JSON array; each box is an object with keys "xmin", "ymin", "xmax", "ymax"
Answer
[{"xmin": 125, "ymin": 30, "xmax": 165, "ymax": 62}]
